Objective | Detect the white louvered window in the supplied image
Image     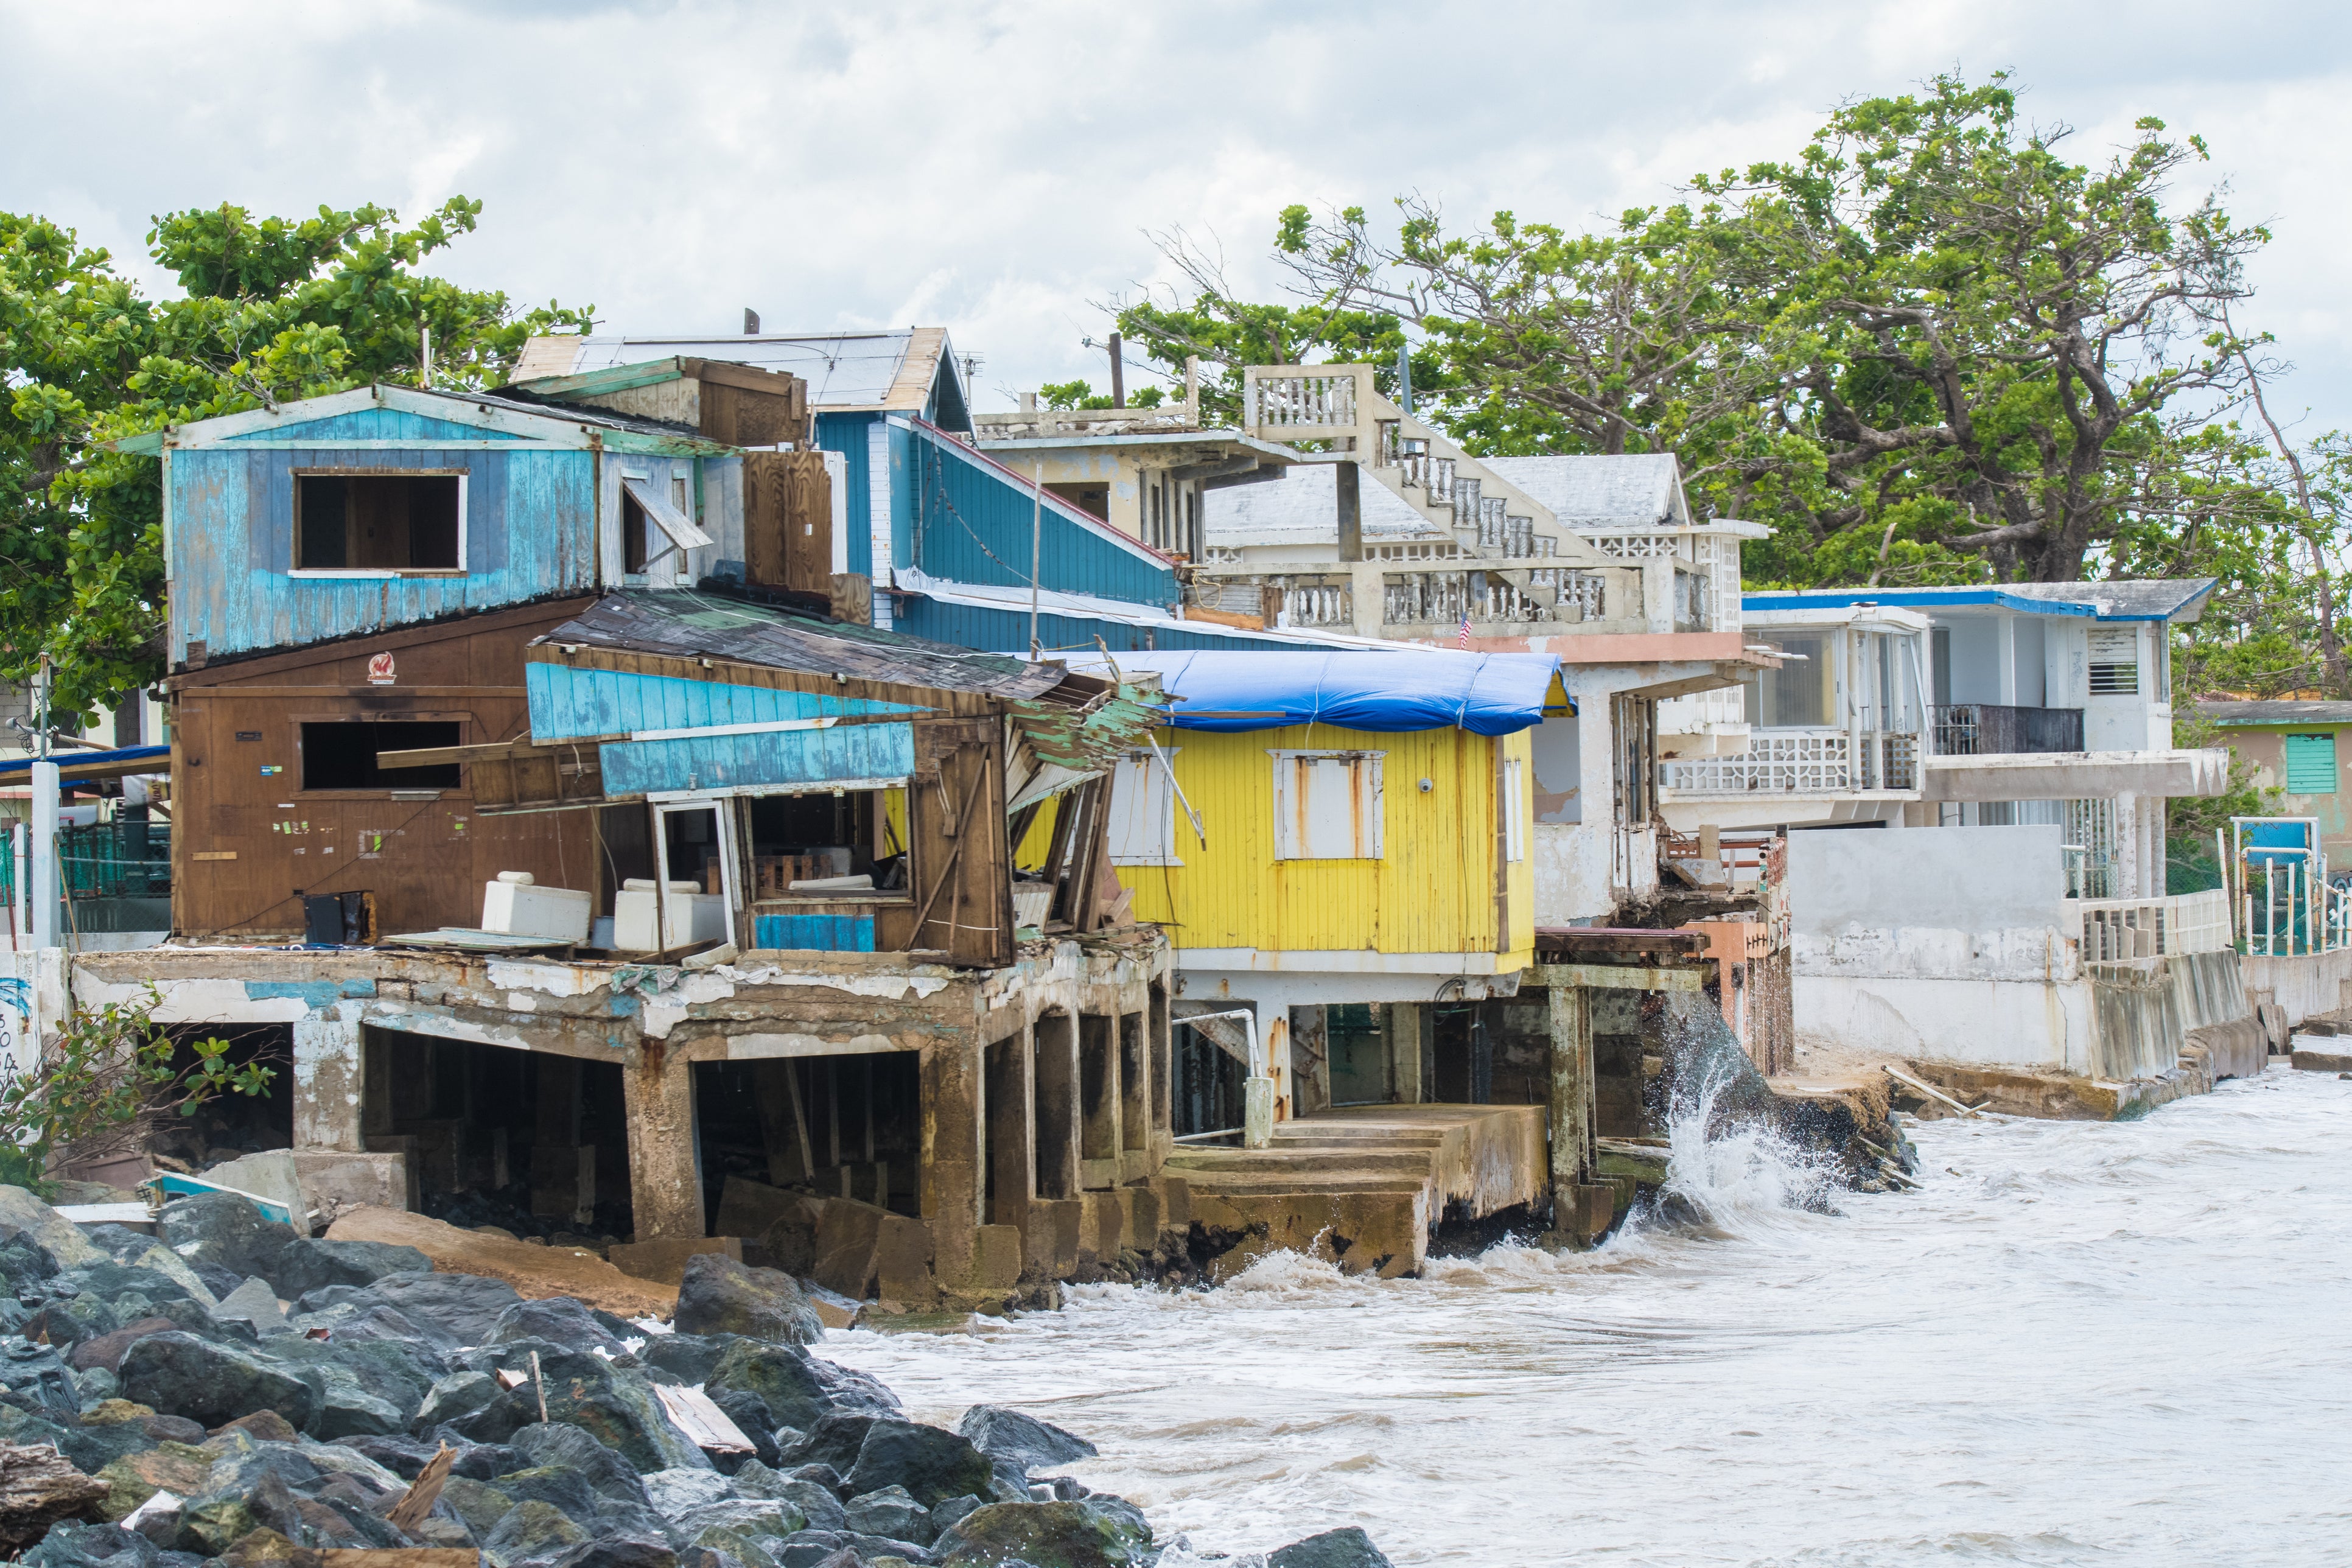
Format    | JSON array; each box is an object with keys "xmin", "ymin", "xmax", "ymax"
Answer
[
  {"xmin": 1271, "ymin": 751, "xmax": 1384, "ymax": 860},
  {"xmin": 1108, "ymin": 749, "xmax": 1181, "ymax": 866},
  {"xmin": 2088, "ymin": 627, "xmax": 2139, "ymax": 695}
]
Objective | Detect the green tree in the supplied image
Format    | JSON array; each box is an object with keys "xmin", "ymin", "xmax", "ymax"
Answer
[
  {"xmin": 0, "ymin": 985, "xmax": 272, "ymax": 1196},
  {"xmin": 0, "ymin": 199, "xmax": 590, "ymax": 723}
]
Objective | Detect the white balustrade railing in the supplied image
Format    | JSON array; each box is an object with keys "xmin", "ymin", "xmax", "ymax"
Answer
[
  {"xmin": 2071, "ymin": 889, "xmax": 2233, "ymax": 961},
  {"xmin": 1281, "ymin": 584, "xmax": 1354, "ymax": 628},
  {"xmin": 1247, "ymin": 373, "xmax": 1360, "ymax": 430}
]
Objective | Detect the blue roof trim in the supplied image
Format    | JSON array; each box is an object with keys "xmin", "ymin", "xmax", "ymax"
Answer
[
  {"xmin": 1055, "ymin": 651, "xmax": 1570, "ymax": 735},
  {"xmin": 0, "ymin": 744, "xmax": 169, "ymax": 777},
  {"xmin": 1745, "ymin": 589, "xmax": 2125, "ymax": 619}
]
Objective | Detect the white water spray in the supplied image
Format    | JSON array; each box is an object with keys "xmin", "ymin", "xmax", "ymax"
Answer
[{"xmin": 1654, "ymin": 1059, "xmax": 1841, "ymax": 1229}]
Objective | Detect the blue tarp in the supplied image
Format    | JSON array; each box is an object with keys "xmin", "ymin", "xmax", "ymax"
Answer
[{"xmin": 1045, "ymin": 651, "xmax": 1570, "ymax": 735}]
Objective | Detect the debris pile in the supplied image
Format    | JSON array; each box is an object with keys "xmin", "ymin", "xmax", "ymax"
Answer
[{"xmin": 0, "ymin": 1183, "xmax": 1392, "ymax": 1567}]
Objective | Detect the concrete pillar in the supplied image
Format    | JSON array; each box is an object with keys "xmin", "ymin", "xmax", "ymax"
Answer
[
  {"xmin": 2116, "ymin": 794, "xmax": 2141, "ymax": 898},
  {"xmin": 1262, "ymin": 1006, "xmax": 1291, "ymax": 1122},
  {"xmin": 1148, "ymin": 981, "xmax": 1173, "ymax": 1166},
  {"xmin": 1117, "ymin": 1010, "xmax": 1149, "ymax": 1182},
  {"xmin": 923, "ymin": 1031, "xmax": 984, "ymax": 1286},
  {"xmin": 622, "ymin": 1045, "xmax": 704, "ymax": 1241},
  {"xmin": 1544, "ymin": 981, "xmax": 1594, "ymax": 1191},
  {"xmin": 1289, "ymin": 1004, "xmax": 1329, "ymax": 1118},
  {"xmin": 1387, "ymin": 1001, "xmax": 1424, "ymax": 1104},
  {"xmin": 290, "ymin": 1018, "xmax": 364, "ymax": 1153},
  {"xmin": 1078, "ymin": 1013, "xmax": 1119, "ymax": 1183}
]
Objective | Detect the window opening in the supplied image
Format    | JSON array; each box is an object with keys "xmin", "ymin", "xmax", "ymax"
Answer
[
  {"xmin": 1272, "ymin": 751, "xmax": 1383, "ymax": 859},
  {"xmin": 2087, "ymin": 628, "xmax": 2138, "ymax": 695},
  {"xmin": 301, "ymin": 720, "xmax": 460, "ymax": 791},
  {"xmin": 621, "ymin": 487, "xmax": 649, "ymax": 575},
  {"xmin": 296, "ymin": 474, "xmax": 461, "ymax": 570}
]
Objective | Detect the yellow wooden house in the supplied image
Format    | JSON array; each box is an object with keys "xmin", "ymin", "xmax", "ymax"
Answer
[{"xmin": 1029, "ymin": 649, "xmax": 1562, "ymax": 1125}]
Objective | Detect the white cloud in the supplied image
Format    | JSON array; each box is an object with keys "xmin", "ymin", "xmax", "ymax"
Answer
[{"xmin": 4, "ymin": 0, "xmax": 2347, "ymax": 427}]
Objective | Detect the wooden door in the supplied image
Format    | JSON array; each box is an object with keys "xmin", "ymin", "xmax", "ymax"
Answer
[
  {"xmin": 743, "ymin": 451, "xmax": 832, "ymax": 595},
  {"xmin": 897, "ymin": 718, "xmax": 1012, "ymax": 967}
]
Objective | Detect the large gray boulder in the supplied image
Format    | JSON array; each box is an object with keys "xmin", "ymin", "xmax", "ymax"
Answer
[
  {"xmin": 156, "ymin": 1191, "xmax": 298, "ymax": 1282},
  {"xmin": 485, "ymin": 1294, "xmax": 632, "ymax": 1356},
  {"xmin": 264, "ymin": 1237, "xmax": 430, "ymax": 1298},
  {"xmin": 933, "ymin": 1499, "xmax": 1155, "ymax": 1568},
  {"xmin": 1270, "ymin": 1526, "xmax": 1396, "ymax": 1568},
  {"xmin": 958, "ymin": 1404, "xmax": 1098, "ymax": 1472},
  {"xmin": 116, "ymin": 1331, "xmax": 318, "ymax": 1430},
  {"xmin": 704, "ymin": 1341, "xmax": 900, "ymax": 1434},
  {"xmin": 673, "ymin": 1253, "xmax": 822, "ymax": 1345},
  {"xmin": 334, "ymin": 1269, "xmax": 522, "ymax": 1345},
  {"xmin": 835, "ymin": 1418, "xmax": 997, "ymax": 1510}
]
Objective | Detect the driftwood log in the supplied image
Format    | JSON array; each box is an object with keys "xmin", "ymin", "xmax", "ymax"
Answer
[{"xmin": 0, "ymin": 1441, "xmax": 108, "ymax": 1550}]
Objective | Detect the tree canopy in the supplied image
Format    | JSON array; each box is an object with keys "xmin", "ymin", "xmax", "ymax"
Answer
[
  {"xmin": 0, "ymin": 198, "xmax": 588, "ymax": 721},
  {"xmin": 1117, "ymin": 72, "xmax": 2345, "ymax": 696}
]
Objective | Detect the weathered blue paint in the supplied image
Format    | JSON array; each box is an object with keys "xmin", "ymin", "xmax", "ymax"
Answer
[
  {"xmin": 895, "ymin": 598, "xmax": 1322, "ymax": 655},
  {"xmin": 169, "ymin": 438, "xmax": 599, "ymax": 662},
  {"xmin": 904, "ymin": 424, "xmax": 1177, "ymax": 607},
  {"xmin": 219, "ymin": 410, "xmax": 531, "ymax": 444},
  {"xmin": 525, "ymin": 663, "xmax": 922, "ymax": 741},
  {"xmin": 754, "ymin": 912, "xmax": 876, "ymax": 951},
  {"xmin": 814, "ymin": 412, "xmax": 874, "ymax": 575},
  {"xmin": 243, "ymin": 977, "xmax": 377, "ymax": 1006},
  {"xmin": 598, "ymin": 720, "xmax": 915, "ymax": 796}
]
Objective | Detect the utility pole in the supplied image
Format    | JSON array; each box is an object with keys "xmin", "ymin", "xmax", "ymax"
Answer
[
  {"xmin": 29, "ymin": 654, "xmax": 57, "ymax": 950},
  {"xmin": 1107, "ymin": 332, "xmax": 1124, "ymax": 408}
]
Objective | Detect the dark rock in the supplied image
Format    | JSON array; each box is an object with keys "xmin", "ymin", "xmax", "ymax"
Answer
[
  {"xmin": 483, "ymin": 1497, "xmax": 592, "ymax": 1561},
  {"xmin": 69, "ymin": 1317, "xmax": 181, "ymax": 1375},
  {"xmin": 186, "ymin": 1261, "xmax": 245, "ymax": 1301},
  {"xmin": 211, "ymin": 1409, "xmax": 301, "ymax": 1444},
  {"xmin": 841, "ymin": 1419, "xmax": 995, "ymax": 1510},
  {"xmin": 262, "ymin": 1237, "xmax": 432, "ymax": 1299},
  {"xmin": 843, "ymin": 1482, "xmax": 934, "ymax": 1545},
  {"xmin": 141, "ymin": 1414, "xmax": 205, "ymax": 1444},
  {"xmin": 774, "ymin": 1527, "xmax": 937, "ymax": 1566},
  {"xmin": 0, "ymin": 1233, "xmax": 60, "ymax": 1292},
  {"xmin": 788, "ymin": 1463, "xmax": 845, "ymax": 1494},
  {"xmin": 0, "ymin": 1337, "xmax": 83, "ymax": 1420},
  {"xmin": 705, "ymin": 1343, "xmax": 900, "ymax": 1435},
  {"xmin": 450, "ymin": 1441, "xmax": 531, "ymax": 1481},
  {"xmin": 933, "ymin": 1499, "xmax": 1152, "ymax": 1567},
  {"xmin": 364, "ymin": 1269, "xmax": 524, "ymax": 1343},
  {"xmin": 82, "ymin": 1223, "xmax": 167, "ymax": 1262},
  {"xmin": 177, "ymin": 1466, "xmax": 307, "ymax": 1556},
  {"xmin": 1269, "ymin": 1526, "xmax": 1395, "ymax": 1568},
  {"xmin": 672, "ymin": 1496, "xmax": 813, "ymax": 1556},
  {"xmin": 929, "ymin": 1494, "xmax": 983, "ymax": 1535},
  {"xmin": 21, "ymin": 1519, "xmax": 193, "ymax": 1566},
  {"xmin": 541, "ymin": 1535, "xmax": 684, "ymax": 1568},
  {"xmin": 486, "ymin": 1295, "xmax": 632, "ymax": 1356},
  {"xmin": 709, "ymin": 1388, "xmax": 783, "ymax": 1468},
  {"xmin": 42, "ymin": 1262, "xmax": 195, "ymax": 1309},
  {"xmin": 731, "ymin": 1461, "xmax": 847, "ymax": 1533},
  {"xmin": 287, "ymin": 1298, "xmax": 457, "ymax": 1356},
  {"xmin": 641, "ymin": 1332, "xmax": 739, "ymax": 1387},
  {"xmin": 117, "ymin": 1332, "xmax": 317, "ymax": 1431},
  {"xmin": 450, "ymin": 1353, "xmax": 710, "ymax": 1475},
  {"xmin": 438, "ymin": 1472, "xmax": 518, "ymax": 1538},
  {"xmin": 674, "ymin": 1255, "xmax": 822, "ymax": 1345},
  {"xmin": 329, "ymin": 1432, "xmax": 446, "ymax": 1479},
  {"xmin": 956, "ymin": 1406, "xmax": 1097, "ymax": 1474},
  {"xmin": 510, "ymin": 1419, "xmax": 662, "ymax": 1511},
  {"xmin": 494, "ymin": 1460, "xmax": 606, "ymax": 1520},
  {"xmin": 23, "ymin": 1297, "xmax": 115, "ymax": 1349},
  {"xmin": 247, "ymin": 1334, "xmax": 438, "ymax": 1440},
  {"xmin": 644, "ymin": 1465, "xmax": 736, "ymax": 1517},
  {"xmin": 414, "ymin": 1369, "xmax": 501, "ymax": 1429}
]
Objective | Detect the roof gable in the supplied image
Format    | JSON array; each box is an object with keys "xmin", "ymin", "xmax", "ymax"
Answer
[{"xmin": 218, "ymin": 405, "xmax": 533, "ymax": 445}]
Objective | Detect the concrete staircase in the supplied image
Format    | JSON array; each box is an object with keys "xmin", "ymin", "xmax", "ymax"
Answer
[{"xmin": 1166, "ymin": 1105, "xmax": 1547, "ymax": 1278}]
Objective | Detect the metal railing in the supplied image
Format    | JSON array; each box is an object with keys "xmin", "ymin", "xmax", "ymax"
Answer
[
  {"xmin": 1930, "ymin": 704, "xmax": 2085, "ymax": 756},
  {"xmin": 0, "ymin": 819, "xmax": 173, "ymax": 901}
]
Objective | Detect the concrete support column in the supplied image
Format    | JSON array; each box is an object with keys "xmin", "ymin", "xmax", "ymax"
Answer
[
  {"xmin": 623, "ymin": 1045, "xmax": 704, "ymax": 1241},
  {"xmin": 985, "ymin": 1025, "xmax": 1035, "ymax": 1229},
  {"xmin": 1033, "ymin": 1012, "xmax": 1080, "ymax": 1199},
  {"xmin": 923, "ymin": 1031, "xmax": 984, "ymax": 1286},
  {"xmin": 2116, "ymin": 793, "xmax": 2141, "ymax": 898},
  {"xmin": 290, "ymin": 1018, "xmax": 365, "ymax": 1153},
  {"xmin": 1387, "ymin": 1001, "xmax": 1424, "ymax": 1104},
  {"xmin": 1262, "ymin": 1005, "xmax": 1291, "ymax": 1122},
  {"xmin": 1544, "ymin": 981, "xmax": 1595, "ymax": 1191}
]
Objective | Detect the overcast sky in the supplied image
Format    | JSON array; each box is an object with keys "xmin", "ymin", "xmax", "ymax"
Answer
[{"xmin": 7, "ymin": 0, "xmax": 2348, "ymax": 430}]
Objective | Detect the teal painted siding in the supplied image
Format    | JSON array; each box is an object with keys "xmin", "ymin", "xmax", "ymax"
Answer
[
  {"xmin": 895, "ymin": 597, "xmax": 1329, "ymax": 655},
  {"xmin": 905, "ymin": 424, "xmax": 1176, "ymax": 607},
  {"xmin": 598, "ymin": 721, "xmax": 915, "ymax": 796},
  {"xmin": 815, "ymin": 412, "xmax": 874, "ymax": 575},
  {"xmin": 219, "ymin": 409, "xmax": 530, "ymax": 444},
  {"xmin": 169, "ymin": 444, "xmax": 598, "ymax": 662},
  {"xmin": 2286, "ymin": 732, "xmax": 2339, "ymax": 794},
  {"xmin": 525, "ymin": 663, "xmax": 921, "ymax": 740},
  {"xmin": 754, "ymin": 912, "xmax": 875, "ymax": 951}
]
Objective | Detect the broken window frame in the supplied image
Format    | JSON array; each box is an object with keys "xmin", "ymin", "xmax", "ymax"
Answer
[
  {"xmin": 290, "ymin": 469, "xmax": 468, "ymax": 577},
  {"xmin": 295, "ymin": 714, "xmax": 468, "ymax": 796},
  {"xmin": 1107, "ymin": 747, "xmax": 1183, "ymax": 866},
  {"xmin": 618, "ymin": 471, "xmax": 713, "ymax": 584}
]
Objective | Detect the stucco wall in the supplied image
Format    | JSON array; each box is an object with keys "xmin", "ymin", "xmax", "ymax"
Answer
[{"xmin": 1788, "ymin": 824, "xmax": 2063, "ymax": 937}]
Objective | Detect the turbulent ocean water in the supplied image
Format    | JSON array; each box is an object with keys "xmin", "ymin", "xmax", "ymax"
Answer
[{"xmin": 825, "ymin": 1063, "xmax": 2352, "ymax": 1566}]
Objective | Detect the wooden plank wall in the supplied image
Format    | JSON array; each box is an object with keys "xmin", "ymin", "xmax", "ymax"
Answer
[
  {"xmin": 169, "ymin": 599, "xmax": 599, "ymax": 939},
  {"xmin": 741, "ymin": 452, "xmax": 832, "ymax": 595}
]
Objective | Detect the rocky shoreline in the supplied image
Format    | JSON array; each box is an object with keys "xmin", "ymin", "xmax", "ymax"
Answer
[{"xmin": 0, "ymin": 1184, "xmax": 1390, "ymax": 1568}]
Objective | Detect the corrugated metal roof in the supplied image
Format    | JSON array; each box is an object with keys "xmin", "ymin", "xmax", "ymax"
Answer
[
  {"xmin": 1480, "ymin": 454, "xmax": 1685, "ymax": 527},
  {"xmin": 544, "ymin": 331, "xmax": 953, "ymax": 413},
  {"xmin": 537, "ymin": 589, "xmax": 1063, "ymax": 699},
  {"xmin": 2194, "ymin": 700, "xmax": 2352, "ymax": 726}
]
